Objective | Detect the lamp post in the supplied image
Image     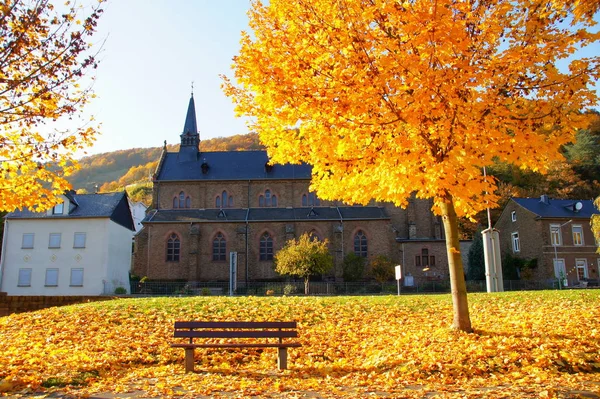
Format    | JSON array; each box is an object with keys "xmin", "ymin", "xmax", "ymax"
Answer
[{"xmin": 552, "ymin": 219, "xmax": 572, "ymax": 289}]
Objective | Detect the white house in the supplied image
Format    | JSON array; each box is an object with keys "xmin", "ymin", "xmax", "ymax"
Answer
[
  {"xmin": 0, "ymin": 191, "xmax": 135, "ymax": 295},
  {"xmin": 128, "ymin": 200, "xmax": 148, "ymax": 234}
]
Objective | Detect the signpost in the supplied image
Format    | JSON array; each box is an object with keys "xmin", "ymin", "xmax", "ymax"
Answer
[
  {"xmin": 229, "ymin": 251, "xmax": 237, "ymax": 296},
  {"xmin": 395, "ymin": 265, "xmax": 402, "ymax": 295}
]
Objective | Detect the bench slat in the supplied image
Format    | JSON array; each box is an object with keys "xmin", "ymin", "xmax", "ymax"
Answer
[
  {"xmin": 174, "ymin": 330, "xmax": 298, "ymax": 339},
  {"xmin": 171, "ymin": 343, "xmax": 302, "ymax": 349},
  {"xmin": 174, "ymin": 321, "xmax": 297, "ymax": 329}
]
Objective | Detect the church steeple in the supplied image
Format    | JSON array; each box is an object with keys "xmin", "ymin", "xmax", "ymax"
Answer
[{"xmin": 178, "ymin": 92, "xmax": 200, "ymax": 161}]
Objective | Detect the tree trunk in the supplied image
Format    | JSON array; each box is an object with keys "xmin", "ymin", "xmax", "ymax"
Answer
[
  {"xmin": 304, "ymin": 277, "xmax": 310, "ymax": 295},
  {"xmin": 439, "ymin": 197, "xmax": 473, "ymax": 332}
]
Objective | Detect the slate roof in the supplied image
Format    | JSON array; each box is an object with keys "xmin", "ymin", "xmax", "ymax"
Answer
[
  {"xmin": 5, "ymin": 192, "xmax": 135, "ymax": 231},
  {"xmin": 182, "ymin": 95, "xmax": 198, "ymax": 136},
  {"xmin": 145, "ymin": 207, "xmax": 389, "ymax": 223},
  {"xmin": 513, "ymin": 197, "xmax": 598, "ymax": 219},
  {"xmin": 156, "ymin": 150, "xmax": 312, "ymax": 181}
]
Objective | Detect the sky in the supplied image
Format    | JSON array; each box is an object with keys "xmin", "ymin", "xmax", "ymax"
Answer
[
  {"xmin": 76, "ymin": 1, "xmax": 599, "ymax": 158},
  {"xmin": 80, "ymin": 1, "xmax": 252, "ymax": 157}
]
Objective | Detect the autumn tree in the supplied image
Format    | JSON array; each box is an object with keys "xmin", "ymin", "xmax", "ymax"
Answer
[
  {"xmin": 0, "ymin": 0, "xmax": 104, "ymax": 212},
  {"xmin": 593, "ymin": 196, "xmax": 600, "ymax": 253},
  {"xmin": 274, "ymin": 233, "xmax": 333, "ymax": 294},
  {"xmin": 225, "ymin": 0, "xmax": 599, "ymax": 331},
  {"xmin": 370, "ymin": 255, "xmax": 395, "ymax": 285}
]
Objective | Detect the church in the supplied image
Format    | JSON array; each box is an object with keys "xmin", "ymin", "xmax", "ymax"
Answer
[{"xmin": 132, "ymin": 95, "xmax": 449, "ymax": 287}]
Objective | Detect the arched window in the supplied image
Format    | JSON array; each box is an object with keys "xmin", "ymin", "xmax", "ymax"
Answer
[
  {"xmin": 354, "ymin": 230, "xmax": 367, "ymax": 258},
  {"xmin": 212, "ymin": 232, "xmax": 226, "ymax": 261},
  {"xmin": 303, "ymin": 192, "xmax": 320, "ymax": 206},
  {"xmin": 166, "ymin": 233, "xmax": 180, "ymax": 262},
  {"xmin": 260, "ymin": 232, "xmax": 274, "ymax": 261},
  {"xmin": 309, "ymin": 229, "xmax": 321, "ymax": 242},
  {"xmin": 174, "ymin": 191, "xmax": 191, "ymax": 209},
  {"xmin": 259, "ymin": 189, "xmax": 277, "ymax": 207},
  {"xmin": 216, "ymin": 191, "xmax": 233, "ymax": 208}
]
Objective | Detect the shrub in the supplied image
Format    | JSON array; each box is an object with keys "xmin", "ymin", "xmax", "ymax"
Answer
[
  {"xmin": 283, "ymin": 284, "xmax": 298, "ymax": 296},
  {"xmin": 114, "ymin": 287, "xmax": 127, "ymax": 295},
  {"xmin": 201, "ymin": 287, "xmax": 212, "ymax": 296},
  {"xmin": 343, "ymin": 253, "xmax": 365, "ymax": 282}
]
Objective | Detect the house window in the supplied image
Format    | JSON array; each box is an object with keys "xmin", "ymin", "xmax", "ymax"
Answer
[
  {"xmin": 49, "ymin": 233, "xmax": 61, "ymax": 249},
  {"xmin": 575, "ymin": 259, "xmax": 588, "ymax": 281},
  {"xmin": 166, "ymin": 233, "xmax": 180, "ymax": 262},
  {"xmin": 70, "ymin": 268, "xmax": 84, "ymax": 286},
  {"xmin": 259, "ymin": 189, "xmax": 277, "ymax": 207},
  {"xmin": 511, "ymin": 211, "xmax": 516, "ymax": 222},
  {"xmin": 549, "ymin": 224, "xmax": 562, "ymax": 246},
  {"xmin": 173, "ymin": 191, "xmax": 191, "ymax": 209},
  {"xmin": 308, "ymin": 230, "xmax": 321, "ymax": 241},
  {"xmin": 212, "ymin": 233, "xmax": 226, "ymax": 261},
  {"xmin": 18, "ymin": 268, "xmax": 32, "ymax": 287},
  {"xmin": 572, "ymin": 225, "xmax": 584, "ymax": 246},
  {"xmin": 22, "ymin": 233, "xmax": 34, "ymax": 249},
  {"xmin": 74, "ymin": 232, "xmax": 86, "ymax": 248},
  {"xmin": 216, "ymin": 191, "xmax": 233, "ymax": 208},
  {"xmin": 511, "ymin": 232, "xmax": 520, "ymax": 253},
  {"xmin": 259, "ymin": 232, "xmax": 273, "ymax": 261},
  {"xmin": 302, "ymin": 192, "xmax": 321, "ymax": 207},
  {"xmin": 553, "ymin": 258, "xmax": 566, "ymax": 279},
  {"xmin": 354, "ymin": 230, "xmax": 368, "ymax": 258},
  {"xmin": 45, "ymin": 268, "xmax": 59, "ymax": 287},
  {"xmin": 53, "ymin": 202, "xmax": 64, "ymax": 215},
  {"xmin": 417, "ymin": 248, "xmax": 435, "ymax": 269}
]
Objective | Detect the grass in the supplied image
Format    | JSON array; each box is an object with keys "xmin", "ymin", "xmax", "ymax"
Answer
[{"xmin": 1, "ymin": 291, "xmax": 599, "ymax": 398}]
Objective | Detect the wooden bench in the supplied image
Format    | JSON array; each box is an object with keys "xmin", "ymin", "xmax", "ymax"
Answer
[{"xmin": 171, "ymin": 321, "xmax": 301, "ymax": 373}]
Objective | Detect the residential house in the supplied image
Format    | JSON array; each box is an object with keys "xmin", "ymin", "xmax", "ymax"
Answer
[
  {"xmin": 132, "ymin": 95, "xmax": 449, "ymax": 287},
  {"xmin": 0, "ymin": 191, "xmax": 135, "ymax": 295},
  {"xmin": 495, "ymin": 195, "xmax": 599, "ymax": 286}
]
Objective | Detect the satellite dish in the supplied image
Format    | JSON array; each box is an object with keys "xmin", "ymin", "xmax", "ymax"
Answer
[{"xmin": 575, "ymin": 202, "xmax": 583, "ymax": 211}]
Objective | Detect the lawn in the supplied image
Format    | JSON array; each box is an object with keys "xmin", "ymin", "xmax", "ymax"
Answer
[{"xmin": 1, "ymin": 291, "xmax": 599, "ymax": 398}]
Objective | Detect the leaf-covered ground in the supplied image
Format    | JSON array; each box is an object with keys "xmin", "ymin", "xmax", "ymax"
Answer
[{"xmin": 1, "ymin": 291, "xmax": 599, "ymax": 398}]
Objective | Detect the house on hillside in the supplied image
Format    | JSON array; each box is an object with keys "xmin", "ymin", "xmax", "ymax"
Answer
[
  {"xmin": 495, "ymin": 196, "xmax": 599, "ymax": 286},
  {"xmin": 0, "ymin": 192, "xmax": 135, "ymax": 295},
  {"xmin": 129, "ymin": 200, "xmax": 148, "ymax": 233},
  {"xmin": 132, "ymin": 95, "xmax": 450, "ymax": 289}
]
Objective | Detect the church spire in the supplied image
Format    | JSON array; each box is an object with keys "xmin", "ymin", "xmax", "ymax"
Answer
[{"xmin": 179, "ymin": 90, "xmax": 200, "ymax": 161}]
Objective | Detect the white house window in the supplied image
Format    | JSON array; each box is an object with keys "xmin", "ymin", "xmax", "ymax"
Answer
[
  {"xmin": 70, "ymin": 268, "xmax": 84, "ymax": 286},
  {"xmin": 575, "ymin": 259, "xmax": 588, "ymax": 281},
  {"xmin": 18, "ymin": 268, "xmax": 32, "ymax": 287},
  {"xmin": 572, "ymin": 225, "xmax": 584, "ymax": 246},
  {"xmin": 53, "ymin": 202, "xmax": 64, "ymax": 215},
  {"xmin": 511, "ymin": 211, "xmax": 517, "ymax": 222},
  {"xmin": 549, "ymin": 224, "xmax": 562, "ymax": 246},
  {"xmin": 73, "ymin": 232, "xmax": 86, "ymax": 248},
  {"xmin": 45, "ymin": 268, "xmax": 59, "ymax": 287},
  {"xmin": 553, "ymin": 259, "xmax": 566, "ymax": 279},
  {"xmin": 22, "ymin": 233, "xmax": 34, "ymax": 249},
  {"xmin": 511, "ymin": 232, "xmax": 520, "ymax": 253},
  {"xmin": 49, "ymin": 233, "xmax": 62, "ymax": 249}
]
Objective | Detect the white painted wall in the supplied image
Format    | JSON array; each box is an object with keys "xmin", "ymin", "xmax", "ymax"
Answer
[
  {"xmin": 129, "ymin": 201, "xmax": 147, "ymax": 233},
  {"xmin": 0, "ymin": 217, "xmax": 132, "ymax": 295},
  {"xmin": 106, "ymin": 221, "xmax": 133, "ymax": 294}
]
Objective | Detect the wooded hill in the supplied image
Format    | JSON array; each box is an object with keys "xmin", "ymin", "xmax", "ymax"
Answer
[{"xmin": 68, "ymin": 113, "xmax": 600, "ymax": 235}]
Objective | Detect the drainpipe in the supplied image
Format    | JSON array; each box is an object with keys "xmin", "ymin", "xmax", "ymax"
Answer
[
  {"xmin": 0, "ymin": 219, "xmax": 8, "ymax": 291},
  {"xmin": 336, "ymin": 207, "xmax": 344, "ymax": 279},
  {"xmin": 246, "ymin": 180, "xmax": 251, "ymax": 286}
]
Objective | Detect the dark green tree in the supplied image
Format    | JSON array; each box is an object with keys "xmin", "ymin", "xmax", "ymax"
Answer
[
  {"xmin": 342, "ymin": 253, "xmax": 365, "ymax": 282},
  {"xmin": 466, "ymin": 230, "xmax": 485, "ymax": 281}
]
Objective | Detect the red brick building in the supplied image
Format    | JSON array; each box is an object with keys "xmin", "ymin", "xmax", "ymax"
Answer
[
  {"xmin": 132, "ymin": 96, "xmax": 450, "ymax": 286},
  {"xmin": 495, "ymin": 196, "xmax": 599, "ymax": 286}
]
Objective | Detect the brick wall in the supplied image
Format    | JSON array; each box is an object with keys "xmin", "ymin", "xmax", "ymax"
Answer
[{"xmin": 0, "ymin": 292, "xmax": 114, "ymax": 317}]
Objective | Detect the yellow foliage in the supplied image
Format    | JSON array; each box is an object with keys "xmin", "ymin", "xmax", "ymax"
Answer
[
  {"xmin": 224, "ymin": 0, "xmax": 599, "ymax": 218},
  {"xmin": 0, "ymin": 1, "xmax": 104, "ymax": 212},
  {"xmin": 0, "ymin": 292, "xmax": 598, "ymax": 398}
]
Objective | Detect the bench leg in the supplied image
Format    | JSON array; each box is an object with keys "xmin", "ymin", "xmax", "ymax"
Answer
[
  {"xmin": 184, "ymin": 348, "xmax": 195, "ymax": 373},
  {"xmin": 277, "ymin": 347, "xmax": 288, "ymax": 370}
]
